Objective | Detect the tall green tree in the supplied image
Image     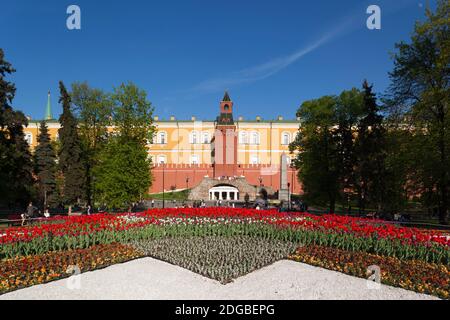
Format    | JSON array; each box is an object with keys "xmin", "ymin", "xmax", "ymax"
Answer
[
  {"xmin": 94, "ymin": 137, "xmax": 151, "ymax": 208},
  {"xmin": 387, "ymin": 0, "xmax": 450, "ymax": 223},
  {"xmin": 290, "ymin": 96, "xmax": 342, "ymax": 213},
  {"xmin": 355, "ymin": 81, "xmax": 387, "ymax": 214},
  {"xmin": 335, "ymin": 88, "xmax": 364, "ymax": 211},
  {"xmin": 94, "ymin": 82, "xmax": 155, "ymax": 208},
  {"xmin": 34, "ymin": 121, "xmax": 58, "ymax": 207},
  {"xmin": 58, "ymin": 81, "xmax": 85, "ymax": 208},
  {"xmin": 71, "ymin": 82, "xmax": 112, "ymax": 206},
  {"xmin": 0, "ymin": 48, "xmax": 33, "ymax": 208}
]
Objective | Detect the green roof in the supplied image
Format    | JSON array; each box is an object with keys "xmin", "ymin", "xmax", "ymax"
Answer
[
  {"xmin": 222, "ymin": 91, "xmax": 231, "ymax": 102},
  {"xmin": 45, "ymin": 91, "xmax": 53, "ymax": 120}
]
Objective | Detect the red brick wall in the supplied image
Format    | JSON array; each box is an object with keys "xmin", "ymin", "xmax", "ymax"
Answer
[{"xmin": 150, "ymin": 164, "xmax": 303, "ymax": 195}]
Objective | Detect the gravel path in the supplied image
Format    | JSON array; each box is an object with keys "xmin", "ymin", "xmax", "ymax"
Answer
[{"xmin": 0, "ymin": 258, "xmax": 438, "ymax": 300}]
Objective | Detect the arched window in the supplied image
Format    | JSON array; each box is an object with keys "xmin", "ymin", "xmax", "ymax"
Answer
[
  {"xmin": 190, "ymin": 131, "xmax": 199, "ymax": 144},
  {"xmin": 202, "ymin": 132, "xmax": 210, "ymax": 144},
  {"xmin": 157, "ymin": 132, "xmax": 167, "ymax": 144},
  {"xmin": 24, "ymin": 132, "xmax": 33, "ymax": 145},
  {"xmin": 239, "ymin": 131, "xmax": 248, "ymax": 144},
  {"xmin": 282, "ymin": 132, "xmax": 291, "ymax": 145},
  {"xmin": 250, "ymin": 132, "xmax": 260, "ymax": 145}
]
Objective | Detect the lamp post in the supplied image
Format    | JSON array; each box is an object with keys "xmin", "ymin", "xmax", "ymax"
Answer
[
  {"xmin": 290, "ymin": 163, "xmax": 295, "ymax": 196},
  {"xmin": 287, "ymin": 182, "xmax": 291, "ymax": 210}
]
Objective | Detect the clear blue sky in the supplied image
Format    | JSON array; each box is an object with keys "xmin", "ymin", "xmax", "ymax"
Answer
[{"xmin": 0, "ymin": 0, "xmax": 434, "ymax": 121}]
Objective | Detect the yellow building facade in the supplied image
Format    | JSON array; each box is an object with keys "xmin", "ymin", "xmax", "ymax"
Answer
[{"xmin": 23, "ymin": 93, "xmax": 302, "ymax": 195}]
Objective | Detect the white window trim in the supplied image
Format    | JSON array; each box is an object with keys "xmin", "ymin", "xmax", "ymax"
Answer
[
  {"xmin": 190, "ymin": 130, "xmax": 200, "ymax": 144},
  {"xmin": 282, "ymin": 131, "xmax": 291, "ymax": 145},
  {"xmin": 24, "ymin": 132, "xmax": 33, "ymax": 145},
  {"xmin": 157, "ymin": 131, "xmax": 167, "ymax": 145},
  {"xmin": 250, "ymin": 131, "xmax": 260, "ymax": 145},
  {"xmin": 239, "ymin": 131, "xmax": 248, "ymax": 145},
  {"xmin": 202, "ymin": 132, "xmax": 210, "ymax": 144}
]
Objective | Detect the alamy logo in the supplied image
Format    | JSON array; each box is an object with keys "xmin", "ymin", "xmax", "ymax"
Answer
[
  {"xmin": 367, "ymin": 265, "xmax": 381, "ymax": 290},
  {"xmin": 66, "ymin": 5, "xmax": 81, "ymax": 30},
  {"xmin": 66, "ymin": 265, "xmax": 82, "ymax": 290},
  {"xmin": 366, "ymin": 5, "xmax": 381, "ymax": 30}
]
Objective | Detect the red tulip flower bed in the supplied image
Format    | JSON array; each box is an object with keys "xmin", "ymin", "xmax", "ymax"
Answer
[
  {"xmin": 0, "ymin": 208, "xmax": 449, "ymax": 297},
  {"xmin": 1, "ymin": 208, "xmax": 448, "ymax": 263}
]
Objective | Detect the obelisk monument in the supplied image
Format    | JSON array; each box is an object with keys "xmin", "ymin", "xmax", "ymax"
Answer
[{"xmin": 279, "ymin": 153, "xmax": 289, "ymax": 202}]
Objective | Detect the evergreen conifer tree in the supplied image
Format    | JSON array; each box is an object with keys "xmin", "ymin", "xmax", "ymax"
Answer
[
  {"xmin": 35, "ymin": 121, "xmax": 58, "ymax": 207},
  {"xmin": 58, "ymin": 81, "xmax": 85, "ymax": 209},
  {"xmin": 0, "ymin": 48, "xmax": 33, "ymax": 208}
]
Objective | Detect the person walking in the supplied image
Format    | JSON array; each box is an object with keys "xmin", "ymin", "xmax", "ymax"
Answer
[
  {"xmin": 21, "ymin": 202, "xmax": 37, "ymax": 226},
  {"xmin": 27, "ymin": 202, "xmax": 37, "ymax": 217}
]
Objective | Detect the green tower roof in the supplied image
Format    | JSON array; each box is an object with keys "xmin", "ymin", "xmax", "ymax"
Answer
[
  {"xmin": 222, "ymin": 91, "xmax": 231, "ymax": 102},
  {"xmin": 45, "ymin": 91, "xmax": 53, "ymax": 120}
]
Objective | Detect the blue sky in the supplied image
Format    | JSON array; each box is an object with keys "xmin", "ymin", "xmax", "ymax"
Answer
[{"xmin": 1, "ymin": 0, "xmax": 434, "ymax": 121}]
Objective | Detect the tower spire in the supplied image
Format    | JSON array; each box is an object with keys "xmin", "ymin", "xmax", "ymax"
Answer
[
  {"xmin": 222, "ymin": 90, "xmax": 231, "ymax": 102},
  {"xmin": 45, "ymin": 91, "xmax": 53, "ymax": 120}
]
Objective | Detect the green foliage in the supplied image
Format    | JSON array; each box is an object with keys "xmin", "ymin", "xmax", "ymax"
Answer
[
  {"xmin": 34, "ymin": 121, "xmax": 58, "ymax": 207},
  {"xmin": 0, "ymin": 48, "xmax": 34, "ymax": 208},
  {"xmin": 111, "ymin": 82, "xmax": 155, "ymax": 143},
  {"xmin": 146, "ymin": 189, "xmax": 190, "ymax": 201},
  {"xmin": 354, "ymin": 81, "xmax": 387, "ymax": 213},
  {"xmin": 71, "ymin": 82, "xmax": 112, "ymax": 205},
  {"xmin": 290, "ymin": 91, "xmax": 365, "ymax": 213},
  {"xmin": 94, "ymin": 137, "xmax": 151, "ymax": 208},
  {"xmin": 291, "ymin": 96, "xmax": 340, "ymax": 211},
  {"xmin": 2, "ymin": 219, "xmax": 448, "ymax": 265},
  {"xmin": 387, "ymin": 0, "xmax": 450, "ymax": 223},
  {"xmin": 93, "ymin": 82, "xmax": 155, "ymax": 208},
  {"xmin": 58, "ymin": 81, "xmax": 85, "ymax": 206},
  {"xmin": 290, "ymin": 82, "xmax": 407, "ymax": 215}
]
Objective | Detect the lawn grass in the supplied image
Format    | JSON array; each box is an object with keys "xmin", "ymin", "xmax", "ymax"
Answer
[{"xmin": 145, "ymin": 189, "xmax": 190, "ymax": 201}]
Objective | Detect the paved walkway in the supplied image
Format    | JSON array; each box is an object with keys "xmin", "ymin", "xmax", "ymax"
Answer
[{"xmin": 0, "ymin": 258, "xmax": 438, "ymax": 300}]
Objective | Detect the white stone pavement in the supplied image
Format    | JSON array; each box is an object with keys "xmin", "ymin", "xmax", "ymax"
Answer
[{"xmin": 0, "ymin": 258, "xmax": 438, "ymax": 300}]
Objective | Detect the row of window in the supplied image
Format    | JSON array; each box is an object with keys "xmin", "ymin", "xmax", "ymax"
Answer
[
  {"xmin": 24, "ymin": 131, "xmax": 294, "ymax": 146},
  {"xmin": 153, "ymin": 131, "xmax": 294, "ymax": 146},
  {"xmin": 151, "ymin": 155, "xmax": 291, "ymax": 166},
  {"xmin": 152, "ymin": 154, "xmax": 201, "ymax": 165},
  {"xmin": 24, "ymin": 132, "xmax": 59, "ymax": 145}
]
